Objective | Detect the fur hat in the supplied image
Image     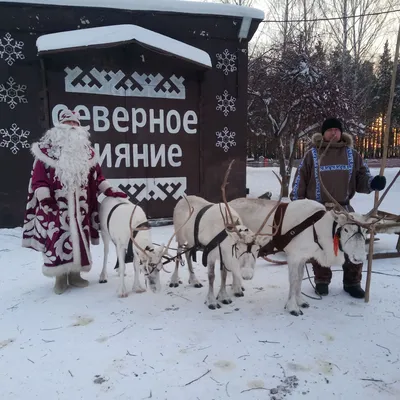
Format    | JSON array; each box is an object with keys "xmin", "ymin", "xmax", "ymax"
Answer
[
  {"xmin": 58, "ymin": 109, "xmax": 81, "ymax": 126},
  {"xmin": 321, "ymin": 117, "xmax": 343, "ymax": 135}
]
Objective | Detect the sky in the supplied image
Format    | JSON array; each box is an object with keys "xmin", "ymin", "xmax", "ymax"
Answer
[{"xmin": 183, "ymin": 0, "xmax": 400, "ymax": 62}]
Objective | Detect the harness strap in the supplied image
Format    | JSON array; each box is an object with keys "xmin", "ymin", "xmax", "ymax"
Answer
[
  {"xmin": 191, "ymin": 204, "xmax": 213, "ymax": 262},
  {"xmin": 259, "ymin": 203, "xmax": 288, "ymax": 255},
  {"xmin": 113, "ymin": 219, "xmax": 150, "ymax": 269},
  {"xmin": 201, "ymin": 230, "xmax": 229, "ymax": 267},
  {"xmin": 107, "ymin": 202, "xmax": 125, "ymax": 232},
  {"xmin": 259, "ymin": 203, "xmax": 326, "ymax": 256}
]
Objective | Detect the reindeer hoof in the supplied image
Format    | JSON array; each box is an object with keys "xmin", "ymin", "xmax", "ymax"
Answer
[
  {"xmin": 134, "ymin": 287, "xmax": 146, "ymax": 294},
  {"xmin": 99, "ymin": 279, "xmax": 107, "ymax": 284},
  {"xmin": 208, "ymin": 304, "xmax": 216, "ymax": 310},
  {"xmin": 222, "ymin": 299, "xmax": 232, "ymax": 305},
  {"xmin": 242, "ymin": 287, "xmax": 245, "ymax": 291},
  {"xmin": 169, "ymin": 283, "xmax": 179, "ymax": 288},
  {"xmin": 290, "ymin": 309, "xmax": 303, "ymax": 316},
  {"xmin": 301, "ymin": 302, "xmax": 310, "ymax": 308},
  {"xmin": 194, "ymin": 283, "xmax": 203, "ymax": 288},
  {"xmin": 234, "ymin": 292, "xmax": 244, "ymax": 297},
  {"xmin": 118, "ymin": 293, "xmax": 129, "ymax": 298}
]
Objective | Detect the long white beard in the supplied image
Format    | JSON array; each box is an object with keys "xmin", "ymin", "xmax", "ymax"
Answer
[{"xmin": 39, "ymin": 125, "xmax": 94, "ymax": 190}]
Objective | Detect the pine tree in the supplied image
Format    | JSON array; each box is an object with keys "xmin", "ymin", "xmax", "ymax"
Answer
[{"xmin": 371, "ymin": 40, "xmax": 393, "ymax": 119}]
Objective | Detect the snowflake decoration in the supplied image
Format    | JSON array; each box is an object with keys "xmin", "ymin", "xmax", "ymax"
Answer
[
  {"xmin": 0, "ymin": 33, "xmax": 25, "ymax": 66},
  {"xmin": 216, "ymin": 127, "xmax": 236, "ymax": 152},
  {"xmin": 216, "ymin": 90, "xmax": 236, "ymax": 116},
  {"xmin": 0, "ymin": 123, "xmax": 30, "ymax": 155},
  {"xmin": 0, "ymin": 77, "xmax": 28, "ymax": 109},
  {"xmin": 216, "ymin": 49, "xmax": 237, "ymax": 76}
]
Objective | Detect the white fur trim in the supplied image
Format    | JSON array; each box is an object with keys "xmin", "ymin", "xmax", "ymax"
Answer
[
  {"xmin": 31, "ymin": 142, "xmax": 97, "ymax": 170},
  {"xmin": 42, "ymin": 262, "xmax": 91, "ymax": 277},
  {"xmin": 99, "ymin": 180, "xmax": 112, "ymax": 193},
  {"xmin": 35, "ymin": 187, "xmax": 51, "ymax": 202},
  {"xmin": 22, "ymin": 237, "xmax": 45, "ymax": 252},
  {"xmin": 74, "ymin": 191, "xmax": 92, "ymax": 265},
  {"xmin": 66, "ymin": 190, "xmax": 82, "ymax": 267}
]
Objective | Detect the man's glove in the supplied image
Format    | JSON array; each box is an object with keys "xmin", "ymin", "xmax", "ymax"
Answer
[
  {"xmin": 104, "ymin": 187, "xmax": 128, "ymax": 198},
  {"xmin": 40, "ymin": 197, "xmax": 58, "ymax": 212},
  {"xmin": 370, "ymin": 175, "xmax": 386, "ymax": 191}
]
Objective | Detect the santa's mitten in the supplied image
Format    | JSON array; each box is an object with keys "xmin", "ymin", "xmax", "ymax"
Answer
[
  {"xmin": 40, "ymin": 197, "xmax": 58, "ymax": 212},
  {"xmin": 104, "ymin": 187, "xmax": 128, "ymax": 198},
  {"xmin": 370, "ymin": 175, "xmax": 386, "ymax": 191}
]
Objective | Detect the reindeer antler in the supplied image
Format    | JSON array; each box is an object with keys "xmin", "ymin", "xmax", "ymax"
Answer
[
  {"xmin": 316, "ymin": 138, "xmax": 349, "ymax": 214},
  {"xmin": 221, "ymin": 159, "xmax": 244, "ymax": 237},
  {"xmin": 254, "ymin": 170, "xmax": 284, "ymax": 237},
  {"xmin": 316, "ymin": 139, "xmax": 392, "ymax": 229},
  {"xmin": 162, "ymin": 195, "xmax": 194, "ymax": 257}
]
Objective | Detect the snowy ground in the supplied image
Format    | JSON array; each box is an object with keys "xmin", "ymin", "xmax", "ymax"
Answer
[{"xmin": 1, "ymin": 167, "xmax": 400, "ymax": 400}]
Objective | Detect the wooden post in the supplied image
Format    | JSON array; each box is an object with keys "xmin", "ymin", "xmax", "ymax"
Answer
[{"xmin": 365, "ymin": 24, "xmax": 400, "ymax": 303}]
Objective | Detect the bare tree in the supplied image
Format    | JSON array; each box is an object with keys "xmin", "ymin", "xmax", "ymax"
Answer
[
  {"xmin": 205, "ymin": 0, "xmax": 255, "ymax": 6},
  {"xmin": 247, "ymin": 37, "xmax": 355, "ymax": 196}
]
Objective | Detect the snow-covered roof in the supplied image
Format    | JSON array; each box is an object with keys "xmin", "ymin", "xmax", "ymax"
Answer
[
  {"xmin": 36, "ymin": 24, "xmax": 212, "ymax": 69},
  {"xmin": 1, "ymin": 0, "xmax": 265, "ymax": 20}
]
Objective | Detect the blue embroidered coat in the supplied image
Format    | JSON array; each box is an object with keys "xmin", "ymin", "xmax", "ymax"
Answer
[{"xmin": 290, "ymin": 132, "xmax": 373, "ymax": 207}]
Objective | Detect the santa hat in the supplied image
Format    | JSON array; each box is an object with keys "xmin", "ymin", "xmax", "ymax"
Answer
[
  {"xmin": 321, "ymin": 117, "xmax": 343, "ymax": 134},
  {"xmin": 58, "ymin": 109, "xmax": 81, "ymax": 126}
]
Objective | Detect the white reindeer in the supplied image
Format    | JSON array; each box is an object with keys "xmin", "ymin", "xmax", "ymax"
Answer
[
  {"xmin": 230, "ymin": 197, "xmax": 371, "ymax": 315},
  {"xmin": 230, "ymin": 151, "xmax": 400, "ymax": 316},
  {"xmin": 171, "ymin": 162, "xmax": 281, "ymax": 309},
  {"xmin": 98, "ymin": 197, "xmax": 193, "ymax": 298}
]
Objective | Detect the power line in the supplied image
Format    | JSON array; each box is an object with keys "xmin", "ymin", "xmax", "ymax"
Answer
[{"xmin": 261, "ymin": 8, "xmax": 400, "ymax": 24}]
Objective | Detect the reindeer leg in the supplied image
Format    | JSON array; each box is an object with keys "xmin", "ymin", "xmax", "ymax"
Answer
[
  {"xmin": 116, "ymin": 246, "xmax": 128, "ymax": 298},
  {"xmin": 170, "ymin": 245, "xmax": 183, "ymax": 288},
  {"xmin": 99, "ymin": 231, "xmax": 110, "ymax": 283},
  {"xmin": 285, "ymin": 260, "xmax": 303, "ymax": 316},
  {"xmin": 187, "ymin": 251, "xmax": 202, "ymax": 288},
  {"xmin": 132, "ymin": 251, "xmax": 146, "ymax": 294},
  {"xmin": 296, "ymin": 263, "xmax": 309, "ymax": 309},
  {"xmin": 217, "ymin": 266, "xmax": 232, "ymax": 304},
  {"xmin": 205, "ymin": 261, "xmax": 220, "ymax": 310},
  {"xmin": 232, "ymin": 273, "xmax": 244, "ymax": 297}
]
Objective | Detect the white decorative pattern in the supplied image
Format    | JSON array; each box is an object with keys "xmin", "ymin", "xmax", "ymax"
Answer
[
  {"xmin": 65, "ymin": 67, "xmax": 186, "ymax": 99},
  {"xmin": 0, "ymin": 33, "xmax": 25, "ymax": 66},
  {"xmin": 216, "ymin": 49, "xmax": 237, "ymax": 75},
  {"xmin": 216, "ymin": 90, "xmax": 236, "ymax": 116},
  {"xmin": 107, "ymin": 177, "xmax": 187, "ymax": 202},
  {"xmin": 0, "ymin": 77, "xmax": 28, "ymax": 109},
  {"xmin": 0, "ymin": 123, "xmax": 30, "ymax": 155},
  {"xmin": 216, "ymin": 127, "xmax": 236, "ymax": 152}
]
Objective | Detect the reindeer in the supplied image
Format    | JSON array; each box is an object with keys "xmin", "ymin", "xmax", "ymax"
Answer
[
  {"xmin": 171, "ymin": 161, "xmax": 282, "ymax": 309},
  {"xmin": 98, "ymin": 196, "xmax": 193, "ymax": 298},
  {"xmin": 230, "ymin": 145, "xmax": 399, "ymax": 316}
]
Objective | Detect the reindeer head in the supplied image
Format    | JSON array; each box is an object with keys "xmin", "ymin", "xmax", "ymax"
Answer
[
  {"xmin": 328, "ymin": 211, "xmax": 368, "ymax": 264},
  {"xmin": 220, "ymin": 160, "xmax": 284, "ymax": 280},
  {"xmin": 129, "ymin": 199, "xmax": 194, "ymax": 292},
  {"xmin": 138, "ymin": 244, "xmax": 172, "ymax": 293},
  {"xmin": 316, "ymin": 140, "xmax": 400, "ymax": 263}
]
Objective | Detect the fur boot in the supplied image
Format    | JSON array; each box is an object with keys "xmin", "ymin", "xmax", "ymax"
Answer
[
  {"xmin": 54, "ymin": 274, "xmax": 68, "ymax": 294},
  {"xmin": 68, "ymin": 271, "xmax": 89, "ymax": 288}
]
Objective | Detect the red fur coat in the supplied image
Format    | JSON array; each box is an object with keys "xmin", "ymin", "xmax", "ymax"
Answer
[{"xmin": 22, "ymin": 142, "xmax": 110, "ymax": 277}]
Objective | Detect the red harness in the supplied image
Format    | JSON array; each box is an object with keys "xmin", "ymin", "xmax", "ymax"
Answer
[{"xmin": 258, "ymin": 203, "xmax": 326, "ymax": 257}]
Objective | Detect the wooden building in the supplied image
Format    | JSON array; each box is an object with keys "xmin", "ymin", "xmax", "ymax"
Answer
[{"xmin": 0, "ymin": 0, "xmax": 264, "ymax": 227}]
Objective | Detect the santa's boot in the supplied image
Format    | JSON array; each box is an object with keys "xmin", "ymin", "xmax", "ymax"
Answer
[
  {"xmin": 54, "ymin": 274, "xmax": 68, "ymax": 295},
  {"xmin": 68, "ymin": 271, "xmax": 89, "ymax": 288}
]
